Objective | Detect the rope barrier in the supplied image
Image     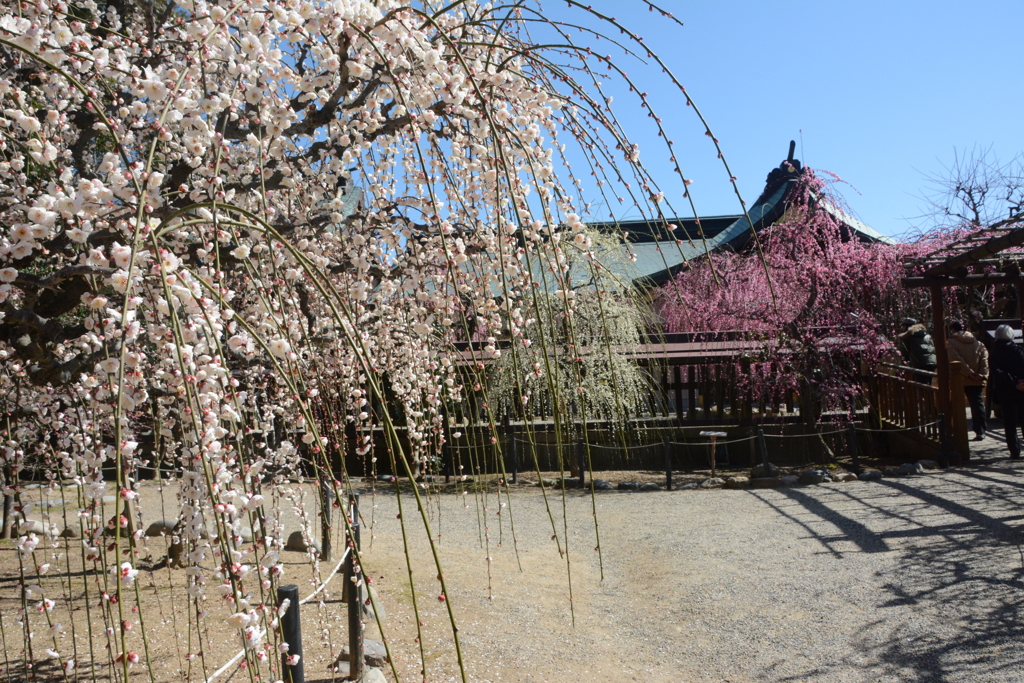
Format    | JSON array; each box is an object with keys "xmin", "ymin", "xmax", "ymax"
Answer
[
  {"xmin": 762, "ymin": 429, "xmax": 847, "ymax": 438},
  {"xmin": 205, "ymin": 546, "xmax": 352, "ymax": 683},
  {"xmin": 855, "ymin": 419, "xmax": 941, "ymax": 433},
  {"xmin": 496, "ymin": 421, "xmax": 944, "ymax": 451},
  {"xmin": 588, "ymin": 442, "xmax": 661, "ymax": 451},
  {"xmin": 667, "ymin": 436, "xmax": 757, "ymax": 447}
]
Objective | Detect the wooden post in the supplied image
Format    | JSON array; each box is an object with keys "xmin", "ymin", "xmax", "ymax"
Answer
[
  {"xmin": 1, "ymin": 478, "xmax": 10, "ymax": 539},
  {"xmin": 320, "ymin": 480, "xmax": 332, "ymax": 562},
  {"xmin": 740, "ymin": 360, "xmax": 753, "ymax": 423},
  {"xmin": 710, "ymin": 435, "xmax": 717, "ymax": 478},
  {"xmin": 688, "ymin": 366, "xmax": 697, "ymax": 420},
  {"xmin": 758, "ymin": 429, "xmax": 771, "ymax": 476},
  {"xmin": 278, "ymin": 585, "xmax": 304, "ymax": 683},
  {"xmin": 348, "ymin": 494, "xmax": 363, "ymax": 680},
  {"xmin": 663, "ymin": 437, "xmax": 672, "ymax": 491},
  {"xmin": 1018, "ymin": 278, "xmax": 1024, "ymax": 328},
  {"xmin": 575, "ymin": 439, "xmax": 585, "ymax": 486},
  {"xmin": 674, "ymin": 366, "xmax": 684, "ymax": 424},
  {"xmin": 847, "ymin": 421, "xmax": 862, "ymax": 475},
  {"xmin": 510, "ymin": 427, "xmax": 518, "ymax": 484},
  {"xmin": 700, "ymin": 431, "xmax": 727, "ymax": 479},
  {"xmin": 949, "ymin": 361, "xmax": 970, "ymax": 459},
  {"xmin": 443, "ymin": 440, "xmax": 451, "ymax": 484}
]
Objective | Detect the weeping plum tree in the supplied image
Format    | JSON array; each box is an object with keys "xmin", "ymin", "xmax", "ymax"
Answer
[
  {"xmin": 0, "ymin": 0, "xmax": 725, "ymax": 680},
  {"xmin": 657, "ymin": 168, "xmax": 939, "ymax": 420}
]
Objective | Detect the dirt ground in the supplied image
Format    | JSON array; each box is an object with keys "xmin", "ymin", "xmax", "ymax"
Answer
[{"xmin": 0, "ymin": 461, "xmax": 876, "ymax": 683}]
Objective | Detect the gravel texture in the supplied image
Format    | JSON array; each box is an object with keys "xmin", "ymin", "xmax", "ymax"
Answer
[
  {"xmin": 356, "ymin": 436, "xmax": 1024, "ymax": 682},
  {"xmin": 3, "ymin": 428, "xmax": 1023, "ymax": 683}
]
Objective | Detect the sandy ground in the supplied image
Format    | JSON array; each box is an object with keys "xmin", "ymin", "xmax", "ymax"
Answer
[{"xmin": 1, "ymin": 425, "xmax": 1022, "ymax": 683}]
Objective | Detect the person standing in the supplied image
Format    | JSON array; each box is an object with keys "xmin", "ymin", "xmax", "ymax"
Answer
[
  {"xmin": 988, "ymin": 324, "xmax": 1024, "ymax": 460},
  {"xmin": 947, "ymin": 320, "xmax": 989, "ymax": 440},
  {"xmin": 897, "ymin": 317, "xmax": 938, "ymax": 383}
]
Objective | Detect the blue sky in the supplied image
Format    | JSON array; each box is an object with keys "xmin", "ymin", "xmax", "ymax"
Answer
[{"xmin": 549, "ymin": 1, "xmax": 1024, "ymax": 239}]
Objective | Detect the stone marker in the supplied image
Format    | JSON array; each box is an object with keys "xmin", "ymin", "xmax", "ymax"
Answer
[
  {"xmin": 616, "ymin": 481, "xmax": 640, "ymax": 491},
  {"xmin": 798, "ymin": 469, "xmax": 828, "ymax": 485},
  {"xmin": 285, "ymin": 530, "xmax": 320, "ymax": 553},
  {"xmin": 859, "ymin": 470, "xmax": 883, "ymax": 481},
  {"xmin": 639, "ymin": 482, "xmax": 662, "ymax": 492},
  {"xmin": 725, "ymin": 477, "xmax": 750, "ymax": 489},
  {"xmin": 779, "ymin": 475, "xmax": 800, "ymax": 487},
  {"xmin": 592, "ymin": 479, "xmax": 614, "ymax": 490},
  {"xmin": 361, "ymin": 668, "xmax": 387, "ymax": 683},
  {"xmin": 750, "ymin": 463, "xmax": 782, "ymax": 478},
  {"xmin": 146, "ymin": 520, "xmax": 177, "ymax": 537},
  {"xmin": 19, "ymin": 520, "xmax": 45, "ymax": 534},
  {"xmin": 335, "ymin": 638, "xmax": 389, "ymax": 668}
]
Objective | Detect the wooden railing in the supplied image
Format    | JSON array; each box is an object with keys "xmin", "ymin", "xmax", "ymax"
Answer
[{"xmin": 869, "ymin": 361, "xmax": 969, "ymax": 456}]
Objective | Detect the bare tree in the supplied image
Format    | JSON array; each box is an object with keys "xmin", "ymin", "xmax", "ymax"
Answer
[{"xmin": 918, "ymin": 146, "xmax": 1024, "ymax": 230}]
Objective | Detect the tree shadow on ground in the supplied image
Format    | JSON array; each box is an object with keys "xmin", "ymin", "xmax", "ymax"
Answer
[{"xmin": 755, "ymin": 472, "xmax": 1024, "ymax": 682}]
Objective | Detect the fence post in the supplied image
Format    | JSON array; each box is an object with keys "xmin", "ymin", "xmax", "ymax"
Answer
[
  {"xmin": 758, "ymin": 428, "xmax": 770, "ymax": 476},
  {"xmin": 347, "ymin": 493, "xmax": 363, "ymax": 680},
  {"xmin": 576, "ymin": 438, "xmax": 585, "ymax": 487},
  {"xmin": 846, "ymin": 421, "xmax": 862, "ymax": 475},
  {"xmin": 278, "ymin": 584, "xmax": 304, "ymax": 683},
  {"xmin": 510, "ymin": 430, "xmax": 518, "ymax": 484},
  {"xmin": 443, "ymin": 440, "xmax": 451, "ymax": 484},
  {"xmin": 320, "ymin": 480, "xmax": 332, "ymax": 562},
  {"xmin": 663, "ymin": 437, "xmax": 672, "ymax": 491},
  {"xmin": 949, "ymin": 361, "xmax": 970, "ymax": 460}
]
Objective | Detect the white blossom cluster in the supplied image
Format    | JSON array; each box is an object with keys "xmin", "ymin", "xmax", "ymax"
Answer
[{"xmin": 0, "ymin": 0, "xmax": 677, "ymax": 677}]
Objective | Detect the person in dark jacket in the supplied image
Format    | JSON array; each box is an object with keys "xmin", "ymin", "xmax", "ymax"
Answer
[
  {"xmin": 898, "ymin": 318, "xmax": 937, "ymax": 383},
  {"xmin": 989, "ymin": 324, "xmax": 1024, "ymax": 460}
]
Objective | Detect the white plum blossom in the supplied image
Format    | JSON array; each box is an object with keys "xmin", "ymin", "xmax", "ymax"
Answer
[{"xmin": 0, "ymin": 0, "xmax": 691, "ymax": 678}]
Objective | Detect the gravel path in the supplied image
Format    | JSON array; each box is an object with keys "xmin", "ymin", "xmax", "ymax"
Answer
[
  {"xmin": 5, "ymin": 422, "xmax": 1022, "ymax": 683},
  {"xmin": 355, "ymin": 448, "xmax": 1024, "ymax": 682}
]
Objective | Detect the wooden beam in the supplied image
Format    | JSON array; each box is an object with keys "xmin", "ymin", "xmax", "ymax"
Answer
[
  {"xmin": 903, "ymin": 272, "xmax": 1023, "ymax": 289},
  {"xmin": 922, "ymin": 223, "xmax": 1024, "ymax": 277}
]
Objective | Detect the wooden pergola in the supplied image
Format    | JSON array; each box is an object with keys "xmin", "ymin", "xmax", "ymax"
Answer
[{"xmin": 902, "ymin": 215, "xmax": 1024, "ymax": 455}]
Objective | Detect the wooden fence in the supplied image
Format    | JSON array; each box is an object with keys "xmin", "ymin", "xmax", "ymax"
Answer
[{"xmin": 867, "ymin": 361, "xmax": 968, "ymax": 457}]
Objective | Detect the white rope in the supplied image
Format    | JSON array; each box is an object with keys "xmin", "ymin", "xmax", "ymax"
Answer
[
  {"xmin": 204, "ymin": 545, "xmax": 352, "ymax": 683},
  {"xmin": 300, "ymin": 546, "xmax": 351, "ymax": 606}
]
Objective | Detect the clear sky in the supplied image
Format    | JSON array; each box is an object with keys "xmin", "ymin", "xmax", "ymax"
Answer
[{"xmin": 551, "ymin": 1, "xmax": 1024, "ymax": 239}]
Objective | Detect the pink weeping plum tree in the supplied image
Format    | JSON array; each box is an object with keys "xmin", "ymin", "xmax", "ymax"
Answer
[
  {"xmin": 0, "ymin": 0, "xmax": 735, "ymax": 681},
  {"xmin": 656, "ymin": 168, "xmax": 944, "ymax": 420}
]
